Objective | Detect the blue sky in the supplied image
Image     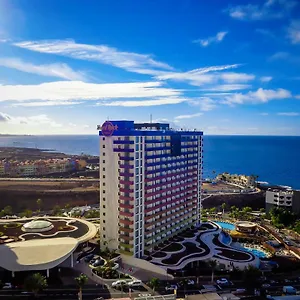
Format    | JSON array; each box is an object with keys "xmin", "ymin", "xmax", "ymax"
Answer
[{"xmin": 0, "ymin": 0, "xmax": 300, "ymax": 135}]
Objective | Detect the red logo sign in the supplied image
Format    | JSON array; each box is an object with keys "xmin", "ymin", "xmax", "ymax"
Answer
[{"xmin": 101, "ymin": 121, "xmax": 118, "ymax": 137}]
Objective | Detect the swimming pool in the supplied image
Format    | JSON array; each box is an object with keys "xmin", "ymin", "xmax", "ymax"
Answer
[
  {"xmin": 214, "ymin": 221, "xmax": 235, "ymax": 231},
  {"xmin": 240, "ymin": 247, "xmax": 267, "ymax": 258}
]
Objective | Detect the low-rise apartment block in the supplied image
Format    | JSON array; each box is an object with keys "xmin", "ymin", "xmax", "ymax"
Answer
[{"xmin": 266, "ymin": 188, "xmax": 300, "ymax": 214}]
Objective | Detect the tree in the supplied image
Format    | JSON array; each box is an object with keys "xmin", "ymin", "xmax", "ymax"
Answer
[
  {"xmin": 221, "ymin": 203, "xmax": 226, "ymax": 214},
  {"xmin": 52, "ymin": 205, "xmax": 62, "ymax": 216},
  {"xmin": 242, "ymin": 265, "xmax": 261, "ymax": 288},
  {"xmin": 75, "ymin": 273, "xmax": 88, "ymax": 300},
  {"xmin": 209, "ymin": 207, "xmax": 217, "ymax": 215},
  {"xmin": 65, "ymin": 203, "xmax": 71, "ymax": 210},
  {"xmin": 3, "ymin": 206, "xmax": 12, "ymax": 215},
  {"xmin": 24, "ymin": 273, "xmax": 47, "ymax": 297},
  {"xmin": 148, "ymin": 277, "xmax": 160, "ymax": 293},
  {"xmin": 20, "ymin": 209, "xmax": 33, "ymax": 218},
  {"xmin": 208, "ymin": 260, "xmax": 217, "ymax": 283},
  {"xmin": 36, "ymin": 198, "xmax": 42, "ymax": 212}
]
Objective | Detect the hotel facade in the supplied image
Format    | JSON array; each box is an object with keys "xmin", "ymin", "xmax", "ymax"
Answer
[{"xmin": 99, "ymin": 121, "xmax": 203, "ymax": 258}]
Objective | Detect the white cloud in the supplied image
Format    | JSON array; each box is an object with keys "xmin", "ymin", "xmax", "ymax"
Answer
[
  {"xmin": 0, "ymin": 81, "xmax": 180, "ymax": 102},
  {"xmin": 12, "ymin": 101, "xmax": 83, "ymax": 107},
  {"xmin": 96, "ymin": 97, "xmax": 187, "ymax": 107},
  {"xmin": 68, "ymin": 122, "xmax": 77, "ymax": 127},
  {"xmin": 13, "ymin": 39, "xmax": 173, "ymax": 75},
  {"xmin": 0, "ymin": 57, "xmax": 86, "ymax": 80},
  {"xmin": 256, "ymin": 28, "xmax": 277, "ymax": 39},
  {"xmin": 193, "ymin": 31, "xmax": 228, "ymax": 47},
  {"xmin": 277, "ymin": 112, "xmax": 299, "ymax": 116},
  {"xmin": 0, "ymin": 112, "xmax": 62, "ymax": 127},
  {"xmin": 188, "ymin": 98, "xmax": 217, "ymax": 111},
  {"xmin": 223, "ymin": 88, "xmax": 291, "ymax": 105},
  {"xmin": 296, "ymin": 95, "xmax": 300, "ymax": 99},
  {"xmin": 287, "ymin": 20, "xmax": 300, "ymax": 44},
  {"xmin": 260, "ymin": 76, "xmax": 273, "ymax": 82},
  {"xmin": 226, "ymin": 0, "xmax": 297, "ymax": 21},
  {"xmin": 259, "ymin": 112, "xmax": 269, "ymax": 116},
  {"xmin": 200, "ymin": 84, "xmax": 251, "ymax": 91},
  {"xmin": 269, "ymin": 51, "xmax": 290, "ymax": 61},
  {"xmin": 155, "ymin": 64, "xmax": 254, "ymax": 87},
  {"xmin": 175, "ymin": 112, "xmax": 203, "ymax": 120}
]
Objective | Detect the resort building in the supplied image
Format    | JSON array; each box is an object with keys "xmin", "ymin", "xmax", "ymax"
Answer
[
  {"xmin": 266, "ymin": 189, "xmax": 300, "ymax": 214},
  {"xmin": 98, "ymin": 120, "xmax": 203, "ymax": 258},
  {"xmin": 216, "ymin": 173, "xmax": 256, "ymax": 187}
]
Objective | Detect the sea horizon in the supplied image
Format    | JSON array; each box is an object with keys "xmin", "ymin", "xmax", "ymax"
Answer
[{"xmin": 0, "ymin": 134, "xmax": 299, "ymax": 190}]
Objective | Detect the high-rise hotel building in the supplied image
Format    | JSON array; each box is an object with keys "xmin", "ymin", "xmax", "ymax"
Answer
[{"xmin": 99, "ymin": 120, "xmax": 203, "ymax": 258}]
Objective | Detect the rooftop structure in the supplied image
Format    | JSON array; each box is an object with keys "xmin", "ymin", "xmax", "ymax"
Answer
[
  {"xmin": 0, "ymin": 217, "xmax": 97, "ymax": 275},
  {"xmin": 98, "ymin": 120, "xmax": 203, "ymax": 258}
]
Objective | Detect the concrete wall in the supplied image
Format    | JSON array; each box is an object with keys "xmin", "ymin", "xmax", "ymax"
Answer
[{"xmin": 99, "ymin": 136, "xmax": 119, "ymax": 250}]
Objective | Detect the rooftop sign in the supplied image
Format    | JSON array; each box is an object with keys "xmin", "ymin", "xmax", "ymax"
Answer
[{"xmin": 99, "ymin": 121, "xmax": 118, "ymax": 137}]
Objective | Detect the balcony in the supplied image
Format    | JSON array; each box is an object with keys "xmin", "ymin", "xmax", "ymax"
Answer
[
  {"xmin": 119, "ymin": 202, "xmax": 134, "ymax": 209},
  {"xmin": 119, "ymin": 211, "xmax": 134, "ymax": 218},
  {"xmin": 119, "ymin": 226, "xmax": 133, "ymax": 234},
  {"xmin": 119, "ymin": 218, "xmax": 134, "ymax": 226}
]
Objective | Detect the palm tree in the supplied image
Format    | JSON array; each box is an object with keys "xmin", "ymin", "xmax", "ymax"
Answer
[
  {"xmin": 36, "ymin": 198, "xmax": 42, "ymax": 212},
  {"xmin": 24, "ymin": 273, "xmax": 47, "ymax": 297},
  {"xmin": 208, "ymin": 260, "xmax": 217, "ymax": 283},
  {"xmin": 75, "ymin": 273, "xmax": 88, "ymax": 300},
  {"xmin": 221, "ymin": 203, "xmax": 226, "ymax": 214},
  {"xmin": 148, "ymin": 277, "xmax": 160, "ymax": 293}
]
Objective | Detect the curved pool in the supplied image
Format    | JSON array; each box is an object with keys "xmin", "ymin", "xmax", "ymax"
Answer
[
  {"xmin": 240, "ymin": 247, "xmax": 267, "ymax": 258},
  {"xmin": 214, "ymin": 221, "xmax": 235, "ymax": 231}
]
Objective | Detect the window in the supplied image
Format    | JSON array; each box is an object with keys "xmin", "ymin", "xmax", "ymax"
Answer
[
  {"xmin": 103, "ymin": 137, "xmax": 105, "ymax": 141},
  {"xmin": 103, "ymin": 220, "xmax": 106, "ymax": 223},
  {"xmin": 103, "ymin": 160, "xmax": 105, "ymax": 163},
  {"xmin": 103, "ymin": 167, "xmax": 105, "ymax": 171},
  {"xmin": 103, "ymin": 175, "xmax": 105, "ymax": 178},
  {"xmin": 103, "ymin": 190, "xmax": 105, "ymax": 194},
  {"xmin": 103, "ymin": 197, "xmax": 106, "ymax": 201},
  {"xmin": 103, "ymin": 234, "xmax": 106, "ymax": 238},
  {"xmin": 103, "ymin": 205, "xmax": 106, "ymax": 209},
  {"xmin": 103, "ymin": 145, "xmax": 105, "ymax": 148},
  {"xmin": 103, "ymin": 227, "xmax": 105, "ymax": 231},
  {"xmin": 103, "ymin": 182, "xmax": 105, "ymax": 186},
  {"xmin": 103, "ymin": 212, "xmax": 106, "ymax": 216},
  {"xmin": 103, "ymin": 152, "xmax": 106, "ymax": 156}
]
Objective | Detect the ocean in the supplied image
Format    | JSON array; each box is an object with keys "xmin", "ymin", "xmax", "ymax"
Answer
[{"xmin": 0, "ymin": 135, "xmax": 299, "ymax": 189}]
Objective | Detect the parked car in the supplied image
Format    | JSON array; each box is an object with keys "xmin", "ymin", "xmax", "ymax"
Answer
[
  {"xmin": 3, "ymin": 283, "xmax": 13, "ymax": 289},
  {"xmin": 92, "ymin": 259, "xmax": 105, "ymax": 267},
  {"xmin": 283, "ymin": 286, "xmax": 297, "ymax": 295},
  {"xmin": 216, "ymin": 278, "xmax": 229, "ymax": 285},
  {"xmin": 84, "ymin": 254, "xmax": 94, "ymax": 262},
  {"xmin": 165, "ymin": 284, "xmax": 178, "ymax": 291},
  {"xmin": 179, "ymin": 279, "xmax": 195, "ymax": 287},
  {"xmin": 112, "ymin": 280, "xmax": 128, "ymax": 288},
  {"xmin": 128, "ymin": 280, "xmax": 143, "ymax": 287},
  {"xmin": 233, "ymin": 289, "xmax": 247, "ymax": 294}
]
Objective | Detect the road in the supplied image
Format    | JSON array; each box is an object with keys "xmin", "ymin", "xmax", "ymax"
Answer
[{"xmin": 0, "ymin": 286, "xmax": 147, "ymax": 299}]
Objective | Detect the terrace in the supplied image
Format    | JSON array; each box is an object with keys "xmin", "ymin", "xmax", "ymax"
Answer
[{"xmin": 146, "ymin": 222, "xmax": 259, "ymax": 272}]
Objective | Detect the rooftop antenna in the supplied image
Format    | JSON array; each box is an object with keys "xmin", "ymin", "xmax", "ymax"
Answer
[{"xmin": 150, "ymin": 114, "xmax": 152, "ymax": 124}]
